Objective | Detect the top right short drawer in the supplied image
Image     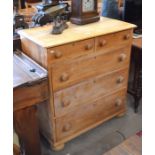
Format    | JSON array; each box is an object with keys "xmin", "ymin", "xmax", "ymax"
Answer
[{"xmin": 95, "ymin": 29, "xmax": 133, "ymax": 53}]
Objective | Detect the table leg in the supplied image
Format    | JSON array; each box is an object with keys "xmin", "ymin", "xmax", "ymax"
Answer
[{"xmin": 14, "ymin": 106, "xmax": 42, "ymax": 155}]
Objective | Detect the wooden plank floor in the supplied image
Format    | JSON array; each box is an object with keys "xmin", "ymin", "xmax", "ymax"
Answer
[{"xmin": 103, "ymin": 135, "xmax": 142, "ymax": 155}]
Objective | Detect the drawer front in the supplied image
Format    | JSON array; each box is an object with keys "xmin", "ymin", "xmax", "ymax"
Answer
[
  {"xmin": 95, "ymin": 30, "xmax": 133, "ymax": 54},
  {"xmin": 54, "ymin": 68, "xmax": 129, "ymax": 117},
  {"xmin": 55, "ymin": 90, "xmax": 126, "ymax": 141},
  {"xmin": 47, "ymin": 38, "xmax": 94, "ymax": 64},
  {"xmin": 51, "ymin": 47, "xmax": 131, "ymax": 91}
]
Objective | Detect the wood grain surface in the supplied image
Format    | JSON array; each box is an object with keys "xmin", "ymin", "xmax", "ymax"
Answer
[
  {"xmin": 54, "ymin": 68, "xmax": 128, "ymax": 117},
  {"xmin": 47, "ymin": 38, "xmax": 94, "ymax": 64},
  {"xmin": 132, "ymin": 38, "xmax": 142, "ymax": 49},
  {"xmin": 50, "ymin": 46, "xmax": 131, "ymax": 91},
  {"xmin": 55, "ymin": 90, "xmax": 126, "ymax": 142},
  {"xmin": 19, "ymin": 17, "xmax": 136, "ymax": 48},
  {"xmin": 19, "ymin": 18, "xmax": 134, "ymax": 150}
]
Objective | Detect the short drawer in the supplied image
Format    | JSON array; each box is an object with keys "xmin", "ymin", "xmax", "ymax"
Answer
[
  {"xmin": 95, "ymin": 29, "xmax": 133, "ymax": 54},
  {"xmin": 47, "ymin": 38, "xmax": 94, "ymax": 64},
  {"xmin": 55, "ymin": 90, "xmax": 126, "ymax": 141},
  {"xmin": 50, "ymin": 46, "xmax": 131, "ymax": 91},
  {"xmin": 54, "ymin": 68, "xmax": 129, "ymax": 117}
]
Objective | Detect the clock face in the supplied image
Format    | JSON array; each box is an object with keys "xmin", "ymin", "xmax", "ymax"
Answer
[{"xmin": 82, "ymin": 0, "xmax": 95, "ymax": 12}]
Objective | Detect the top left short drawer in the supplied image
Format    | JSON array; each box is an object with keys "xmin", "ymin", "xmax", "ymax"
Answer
[{"xmin": 47, "ymin": 38, "xmax": 94, "ymax": 64}]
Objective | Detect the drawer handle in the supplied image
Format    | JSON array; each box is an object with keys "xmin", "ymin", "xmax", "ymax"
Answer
[
  {"xmin": 85, "ymin": 44, "xmax": 93, "ymax": 50},
  {"xmin": 54, "ymin": 51, "xmax": 62, "ymax": 58},
  {"xmin": 60, "ymin": 73, "xmax": 69, "ymax": 82},
  {"xmin": 124, "ymin": 34, "xmax": 130, "ymax": 40},
  {"xmin": 117, "ymin": 76, "xmax": 124, "ymax": 84},
  {"xmin": 63, "ymin": 123, "xmax": 72, "ymax": 132},
  {"xmin": 115, "ymin": 99, "xmax": 122, "ymax": 107},
  {"xmin": 99, "ymin": 40, "xmax": 107, "ymax": 47},
  {"xmin": 62, "ymin": 100, "xmax": 70, "ymax": 107},
  {"xmin": 118, "ymin": 53, "xmax": 127, "ymax": 62}
]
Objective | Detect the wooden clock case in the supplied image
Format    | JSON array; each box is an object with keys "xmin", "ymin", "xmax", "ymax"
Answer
[{"xmin": 70, "ymin": 0, "xmax": 100, "ymax": 25}]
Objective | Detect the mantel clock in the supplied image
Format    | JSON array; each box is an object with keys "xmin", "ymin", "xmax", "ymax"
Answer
[{"xmin": 70, "ymin": 0, "xmax": 100, "ymax": 25}]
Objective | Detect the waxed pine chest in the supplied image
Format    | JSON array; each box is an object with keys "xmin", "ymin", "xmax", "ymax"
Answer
[{"xmin": 19, "ymin": 17, "xmax": 135, "ymax": 150}]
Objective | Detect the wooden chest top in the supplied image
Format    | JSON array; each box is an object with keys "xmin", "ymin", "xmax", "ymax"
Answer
[{"xmin": 18, "ymin": 17, "xmax": 136, "ymax": 48}]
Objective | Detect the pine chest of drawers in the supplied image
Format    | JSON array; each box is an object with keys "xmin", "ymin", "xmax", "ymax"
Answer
[{"xmin": 19, "ymin": 17, "xmax": 135, "ymax": 150}]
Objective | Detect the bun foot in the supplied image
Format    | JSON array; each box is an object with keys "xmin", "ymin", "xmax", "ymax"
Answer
[
  {"xmin": 117, "ymin": 113, "xmax": 125, "ymax": 118},
  {"xmin": 52, "ymin": 143, "xmax": 65, "ymax": 151}
]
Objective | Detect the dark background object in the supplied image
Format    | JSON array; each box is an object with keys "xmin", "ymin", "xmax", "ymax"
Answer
[
  {"xmin": 13, "ymin": 15, "xmax": 29, "ymax": 36},
  {"xmin": 36, "ymin": 0, "xmax": 59, "ymax": 11},
  {"xmin": 122, "ymin": 0, "xmax": 142, "ymax": 31},
  {"xmin": 128, "ymin": 38, "xmax": 142, "ymax": 112},
  {"xmin": 101, "ymin": 0, "xmax": 120, "ymax": 19},
  {"xmin": 32, "ymin": 1, "xmax": 71, "ymax": 26}
]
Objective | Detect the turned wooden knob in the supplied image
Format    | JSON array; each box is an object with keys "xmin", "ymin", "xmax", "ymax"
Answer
[
  {"xmin": 54, "ymin": 51, "xmax": 62, "ymax": 58},
  {"xmin": 117, "ymin": 76, "xmax": 124, "ymax": 84},
  {"xmin": 99, "ymin": 40, "xmax": 107, "ymax": 47},
  {"xmin": 85, "ymin": 44, "xmax": 93, "ymax": 50},
  {"xmin": 61, "ymin": 99, "xmax": 70, "ymax": 107},
  {"xmin": 63, "ymin": 123, "xmax": 72, "ymax": 132},
  {"xmin": 124, "ymin": 34, "xmax": 130, "ymax": 40},
  {"xmin": 118, "ymin": 53, "xmax": 127, "ymax": 62},
  {"xmin": 60, "ymin": 73, "xmax": 69, "ymax": 82},
  {"xmin": 115, "ymin": 99, "xmax": 122, "ymax": 107}
]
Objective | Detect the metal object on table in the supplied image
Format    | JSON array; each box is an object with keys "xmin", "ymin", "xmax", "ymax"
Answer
[
  {"xmin": 52, "ymin": 14, "xmax": 68, "ymax": 34},
  {"xmin": 32, "ymin": 0, "xmax": 71, "ymax": 27},
  {"xmin": 13, "ymin": 0, "xmax": 29, "ymax": 35},
  {"xmin": 36, "ymin": 0, "xmax": 59, "ymax": 11},
  {"xmin": 13, "ymin": 14, "xmax": 29, "ymax": 31},
  {"xmin": 32, "ymin": 3, "xmax": 69, "ymax": 34}
]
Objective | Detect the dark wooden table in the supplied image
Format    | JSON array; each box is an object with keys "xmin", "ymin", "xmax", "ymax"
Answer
[
  {"xmin": 13, "ymin": 51, "xmax": 48, "ymax": 155},
  {"xmin": 128, "ymin": 37, "xmax": 142, "ymax": 112},
  {"xmin": 103, "ymin": 134, "xmax": 142, "ymax": 155}
]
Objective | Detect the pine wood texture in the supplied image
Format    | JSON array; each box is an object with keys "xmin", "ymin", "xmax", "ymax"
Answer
[
  {"xmin": 19, "ymin": 17, "xmax": 135, "ymax": 48},
  {"xmin": 19, "ymin": 18, "xmax": 135, "ymax": 150},
  {"xmin": 103, "ymin": 135, "xmax": 142, "ymax": 155},
  {"xmin": 133, "ymin": 38, "xmax": 142, "ymax": 49},
  {"xmin": 48, "ymin": 38, "xmax": 94, "ymax": 64},
  {"xmin": 55, "ymin": 89, "xmax": 126, "ymax": 142},
  {"xmin": 95, "ymin": 29, "xmax": 133, "ymax": 53},
  {"xmin": 50, "ymin": 46, "xmax": 131, "ymax": 91},
  {"xmin": 54, "ymin": 68, "xmax": 128, "ymax": 117}
]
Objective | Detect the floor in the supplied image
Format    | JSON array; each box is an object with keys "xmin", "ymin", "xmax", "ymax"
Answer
[{"xmin": 41, "ymin": 94, "xmax": 142, "ymax": 155}]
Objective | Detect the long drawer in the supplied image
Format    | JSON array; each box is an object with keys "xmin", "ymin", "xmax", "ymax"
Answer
[
  {"xmin": 54, "ymin": 68, "xmax": 129, "ymax": 117},
  {"xmin": 55, "ymin": 89, "xmax": 126, "ymax": 142},
  {"xmin": 50, "ymin": 46, "xmax": 131, "ymax": 91},
  {"xmin": 95, "ymin": 29, "xmax": 133, "ymax": 54}
]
